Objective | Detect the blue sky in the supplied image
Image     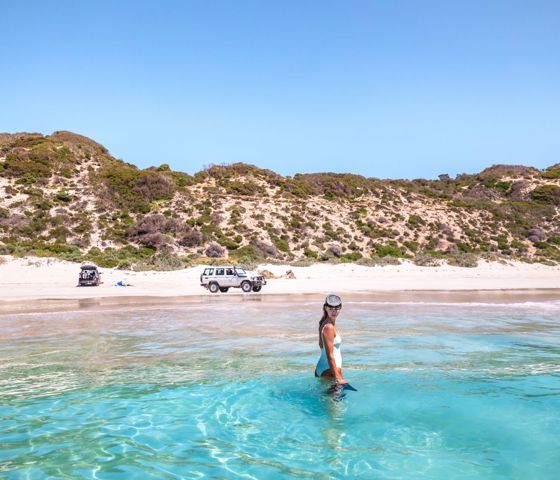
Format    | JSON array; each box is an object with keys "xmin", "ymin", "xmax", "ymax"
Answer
[{"xmin": 1, "ymin": 0, "xmax": 559, "ymax": 179}]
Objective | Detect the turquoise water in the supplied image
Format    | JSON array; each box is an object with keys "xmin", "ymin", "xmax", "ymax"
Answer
[{"xmin": 1, "ymin": 299, "xmax": 560, "ymax": 479}]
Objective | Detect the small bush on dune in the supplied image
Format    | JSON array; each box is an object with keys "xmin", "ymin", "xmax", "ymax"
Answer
[
  {"xmin": 340, "ymin": 251, "xmax": 363, "ymax": 263},
  {"xmin": 55, "ymin": 190, "xmax": 72, "ymax": 203},
  {"xmin": 446, "ymin": 253, "xmax": 478, "ymax": 268},
  {"xmin": 281, "ymin": 172, "xmax": 372, "ymax": 199},
  {"xmin": 407, "ymin": 214, "xmax": 425, "ymax": 227},
  {"xmin": 205, "ymin": 242, "xmax": 225, "ymax": 258},
  {"xmin": 374, "ymin": 244, "xmax": 406, "ymax": 258},
  {"xmin": 228, "ymin": 244, "xmax": 265, "ymax": 269},
  {"xmin": 250, "ymin": 240, "xmax": 276, "ymax": 258},
  {"xmin": 327, "ymin": 243, "xmax": 342, "ymax": 258},
  {"xmin": 223, "ymin": 180, "xmax": 265, "ymax": 196},
  {"xmin": 96, "ymin": 161, "xmax": 176, "ymax": 212},
  {"xmin": 530, "ymin": 185, "xmax": 560, "ymax": 205},
  {"xmin": 150, "ymin": 253, "xmax": 185, "ymax": 271},
  {"xmin": 85, "ymin": 245, "xmax": 155, "ymax": 269},
  {"xmin": 289, "ymin": 258, "xmax": 316, "ymax": 267},
  {"xmin": 541, "ymin": 166, "xmax": 560, "ymax": 179},
  {"xmin": 357, "ymin": 256, "xmax": 401, "ymax": 266},
  {"xmin": 127, "ymin": 214, "xmax": 182, "ymax": 248},
  {"xmin": 413, "ymin": 253, "xmax": 442, "ymax": 267},
  {"xmin": 269, "ymin": 233, "xmax": 290, "ymax": 253},
  {"xmin": 178, "ymin": 229, "xmax": 204, "ymax": 247},
  {"xmin": 304, "ymin": 248, "xmax": 318, "ymax": 258}
]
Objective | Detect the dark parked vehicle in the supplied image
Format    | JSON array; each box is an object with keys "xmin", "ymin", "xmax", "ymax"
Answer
[{"xmin": 78, "ymin": 264, "xmax": 101, "ymax": 286}]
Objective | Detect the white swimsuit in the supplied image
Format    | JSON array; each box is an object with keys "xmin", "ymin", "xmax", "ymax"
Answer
[{"xmin": 315, "ymin": 325, "xmax": 342, "ymax": 376}]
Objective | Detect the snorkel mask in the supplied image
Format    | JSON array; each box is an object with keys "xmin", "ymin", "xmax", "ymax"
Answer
[{"xmin": 324, "ymin": 294, "xmax": 342, "ymax": 309}]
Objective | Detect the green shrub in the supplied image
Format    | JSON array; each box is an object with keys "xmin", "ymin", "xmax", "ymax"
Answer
[
  {"xmin": 419, "ymin": 249, "xmax": 446, "ymax": 258},
  {"xmin": 457, "ymin": 242, "xmax": 472, "ymax": 253},
  {"xmin": 3, "ymin": 151, "xmax": 51, "ymax": 183},
  {"xmin": 0, "ymin": 243, "xmax": 16, "ymax": 255},
  {"xmin": 49, "ymin": 226, "xmax": 71, "ymax": 242},
  {"xmin": 357, "ymin": 256, "xmax": 401, "ymax": 266},
  {"xmin": 419, "ymin": 188, "xmax": 439, "ymax": 198},
  {"xmin": 494, "ymin": 235, "xmax": 509, "ymax": 251},
  {"xmin": 494, "ymin": 181, "xmax": 511, "ymax": 193},
  {"xmin": 228, "ymin": 244, "xmax": 266, "ymax": 269},
  {"xmin": 280, "ymin": 172, "xmax": 373, "ymax": 199},
  {"xmin": 55, "ymin": 190, "xmax": 72, "ymax": 202},
  {"xmin": 407, "ymin": 214, "xmax": 425, "ymax": 227},
  {"xmin": 224, "ymin": 180, "xmax": 265, "ymax": 196},
  {"xmin": 269, "ymin": 233, "xmax": 290, "ymax": 253},
  {"xmin": 413, "ymin": 253, "xmax": 441, "ymax": 266},
  {"xmin": 95, "ymin": 160, "xmax": 175, "ymax": 212},
  {"xmin": 403, "ymin": 240, "xmax": 419, "ymax": 252},
  {"xmin": 510, "ymin": 239, "xmax": 527, "ymax": 252},
  {"xmin": 447, "ymin": 253, "xmax": 478, "ymax": 268},
  {"xmin": 375, "ymin": 245, "xmax": 405, "ymax": 258},
  {"xmin": 304, "ymin": 248, "xmax": 318, "ymax": 258},
  {"xmin": 289, "ymin": 214, "xmax": 304, "ymax": 230},
  {"xmin": 530, "ymin": 185, "xmax": 560, "ymax": 205},
  {"xmin": 85, "ymin": 245, "xmax": 155, "ymax": 269},
  {"xmin": 151, "ymin": 253, "xmax": 185, "ymax": 271},
  {"xmin": 541, "ymin": 167, "xmax": 560, "ymax": 179},
  {"xmin": 340, "ymin": 251, "xmax": 362, "ymax": 263}
]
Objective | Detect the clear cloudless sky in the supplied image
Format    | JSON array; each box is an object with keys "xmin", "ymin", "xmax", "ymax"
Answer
[{"xmin": 1, "ymin": 0, "xmax": 559, "ymax": 179}]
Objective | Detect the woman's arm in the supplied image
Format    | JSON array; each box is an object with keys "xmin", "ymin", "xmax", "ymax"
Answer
[{"xmin": 322, "ymin": 324, "xmax": 346, "ymax": 384}]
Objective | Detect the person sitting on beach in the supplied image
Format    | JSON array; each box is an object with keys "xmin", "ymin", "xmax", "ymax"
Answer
[{"xmin": 315, "ymin": 294, "xmax": 347, "ymax": 384}]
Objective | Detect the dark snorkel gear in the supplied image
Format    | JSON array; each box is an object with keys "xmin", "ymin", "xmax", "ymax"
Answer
[{"xmin": 324, "ymin": 294, "xmax": 342, "ymax": 309}]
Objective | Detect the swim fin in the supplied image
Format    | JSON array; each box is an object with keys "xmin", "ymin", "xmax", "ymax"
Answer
[{"xmin": 326, "ymin": 382, "xmax": 357, "ymax": 396}]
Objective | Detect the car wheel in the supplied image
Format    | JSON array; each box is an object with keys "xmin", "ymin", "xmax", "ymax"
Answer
[
  {"xmin": 208, "ymin": 282, "xmax": 220, "ymax": 293},
  {"xmin": 241, "ymin": 281, "xmax": 252, "ymax": 293},
  {"xmin": 219, "ymin": 287, "xmax": 229, "ymax": 293},
  {"xmin": 252, "ymin": 286, "xmax": 262, "ymax": 292}
]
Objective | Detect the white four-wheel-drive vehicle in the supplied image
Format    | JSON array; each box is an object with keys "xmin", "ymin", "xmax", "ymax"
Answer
[{"xmin": 200, "ymin": 266, "xmax": 266, "ymax": 293}]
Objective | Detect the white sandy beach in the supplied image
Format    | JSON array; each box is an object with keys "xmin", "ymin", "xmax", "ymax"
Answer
[{"xmin": 0, "ymin": 255, "xmax": 558, "ymax": 304}]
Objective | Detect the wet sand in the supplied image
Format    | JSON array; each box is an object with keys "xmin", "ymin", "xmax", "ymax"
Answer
[{"xmin": 1, "ymin": 289, "xmax": 559, "ymax": 316}]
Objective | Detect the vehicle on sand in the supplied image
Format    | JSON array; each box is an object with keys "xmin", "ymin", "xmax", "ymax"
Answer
[
  {"xmin": 78, "ymin": 264, "xmax": 101, "ymax": 286},
  {"xmin": 200, "ymin": 266, "xmax": 266, "ymax": 293}
]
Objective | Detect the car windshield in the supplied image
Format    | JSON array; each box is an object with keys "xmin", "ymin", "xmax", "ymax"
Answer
[{"xmin": 235, "ymin": 268, "xmax": 247, "ymax": 277}]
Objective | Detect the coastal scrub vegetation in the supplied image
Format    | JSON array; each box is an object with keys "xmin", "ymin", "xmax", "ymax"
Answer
[{"xmin": 1, "ymin": 132, "xmax": 559, "ymax": 269}]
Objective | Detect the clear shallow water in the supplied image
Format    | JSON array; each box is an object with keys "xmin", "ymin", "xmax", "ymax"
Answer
[{"xmin": 1, "ymin": 299, "xmax": 560, "ymax": 479}]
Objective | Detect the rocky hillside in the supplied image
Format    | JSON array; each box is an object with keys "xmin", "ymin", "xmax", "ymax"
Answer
[{"xmin": 1, "ymin": 131, "xmax": 559, "ymax": 269}]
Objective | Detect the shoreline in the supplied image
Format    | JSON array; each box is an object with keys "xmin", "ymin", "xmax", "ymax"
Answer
[
  {"xmin": 1, "ymin": 289, "xmax": 559, "ymax": 316},
  {"xmin": 1, "ymin": 255, "xmax": 559, "ymax": 314}
]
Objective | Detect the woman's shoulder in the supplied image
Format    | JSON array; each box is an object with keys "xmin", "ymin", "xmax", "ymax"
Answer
[{"xmin": 321, "ymin": 322, "xmax": 336, "ymax": 335}]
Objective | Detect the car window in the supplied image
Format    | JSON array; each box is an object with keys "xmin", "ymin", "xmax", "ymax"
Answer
[
  {"xmin": 215, "ymin": 268, "xmax": 225, "ymax": 276},
  {"xmin": 235, "ymin": 268, "xmax": 247, "ymax": 276},
  {"xmin": 204, "ymin": 268, "xmax": 214, "ymax": 275},
  {"xmin": 226, "ymin": 269, "xmax": 233, "ymax": 275}
]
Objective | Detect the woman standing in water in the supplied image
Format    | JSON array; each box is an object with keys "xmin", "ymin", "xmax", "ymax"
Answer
[{"xmin": 315, "ymin": 295, "xmax": 347, "ymax": 384}]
